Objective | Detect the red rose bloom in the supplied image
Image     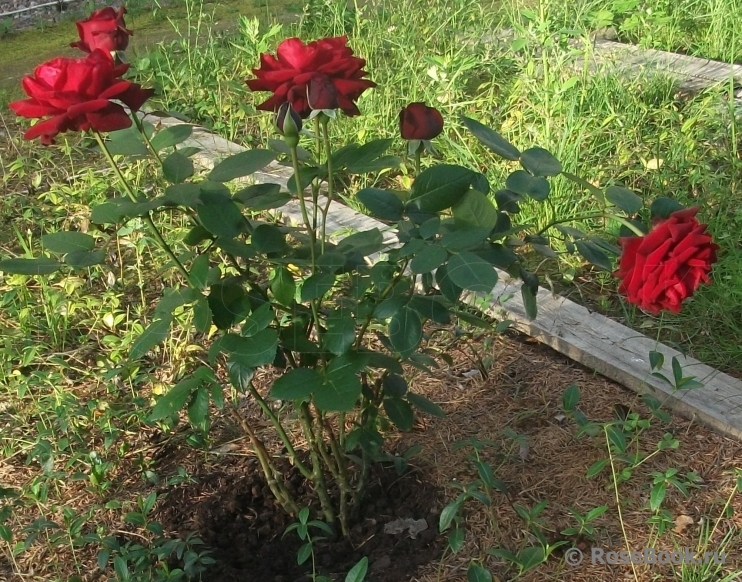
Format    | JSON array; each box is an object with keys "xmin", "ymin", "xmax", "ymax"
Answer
[
  {"xmin": 70, "ymin": 6, "xmax": 133, "ymax": 53},
  {"xmin": 9, "ymin": 50, "xmax": 153, "ymax": 145},
  {"xmin": 615, "ymin": 206, "xmax": 719, "ymax": 314},
  {"xmin": 246, "ymin": 36, "xmax": 376, "ymax": 117},
  {"xmin": 399, "ymin": 102, "xmax": 444, "ymax": 140}
]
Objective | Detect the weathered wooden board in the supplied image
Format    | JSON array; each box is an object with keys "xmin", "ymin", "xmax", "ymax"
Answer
[{"xmin": 147, "ymin": 113, "xmax": 742, "ymax": 440}]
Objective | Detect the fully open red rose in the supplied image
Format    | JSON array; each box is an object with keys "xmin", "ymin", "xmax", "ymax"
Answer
[
  {"xmin": 399, "ymin": 102, "xmax": 444, "ymax": 140},
  {"xmin": 246, "ymin": 36, "xmax": 376, "ymax": 117},
  {"xmin": 615, "ymin": 206, "xmax": 719, "ymax": 314},
  {"xmin": 70, "ymin": 6, "xmax": 132, "ymax": 53},
  {"xmin": 9, "ymin": 50, "xmax": 153, "ymax": 145}
]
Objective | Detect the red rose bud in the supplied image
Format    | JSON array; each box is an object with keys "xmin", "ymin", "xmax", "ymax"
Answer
[
  {"xmin": 246, "ymin": 36, "xmax": 375, "ymax": 118},
  {"xmin": 70, "ymin": 6, "xmax": 133, "ymax": 53},
  {"xmin": 276, "ymin": 102, "xmax": 302, "ymax": 146},
  {"xmin": 399, "ymin": 102, "xmax": 444, "ymax": 140},
  {"xmin": 9, "ymin": 50, "xmax": 153, "ymax": 145},
  {"xmin": 614, "ymin": 206, "xmax": 719, "ymax": 314},
  {"xmin": 307, "ymin": 75, "xmax": 339, "ymax": 112}
]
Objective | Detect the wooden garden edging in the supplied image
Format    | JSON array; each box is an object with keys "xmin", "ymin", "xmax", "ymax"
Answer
[{"xmin": 142, "ymin": 113, "xmax": 742, "ymax": 440}]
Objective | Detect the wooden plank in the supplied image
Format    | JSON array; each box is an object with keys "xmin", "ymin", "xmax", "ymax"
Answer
[{"xmin": 150, "ymin": 113, "xmax": 742, "ymax": 440}]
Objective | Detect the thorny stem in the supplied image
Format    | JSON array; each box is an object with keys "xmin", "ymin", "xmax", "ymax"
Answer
[
  {"xmin": 229, "ymin": 405, "xmax": 299, "ymax": 515},
  {"xmin": 93, "ymin": 131, "xmax": 193, "ymax": 285},
  {"xmin": 290, "ymin": 142, "xmax": 316, "ymax": 269},
  {"xmin": 245, "ymin": 381, "xmax": 312, "ymax": 480},
  {"xmin": 131, "ymin": 114, "xmax": 163, "ymax": 165},
  {"xmin": 321, "ymin": 414, "xmax": 352, "ymax": 535},
  {"xmin": 319, "ymin": 116, "xmax": 334, "ymax": 252},
  {"xmin": 414, "ymin": 146, "xmax": 422, "ymax": 177},
  {"xmin": 312, "ymin": 116, "xmax": 322, "ymax": 234},
  {"xmin": 298, "ymin": 403, "xmax": 338, "ymax": 530}
]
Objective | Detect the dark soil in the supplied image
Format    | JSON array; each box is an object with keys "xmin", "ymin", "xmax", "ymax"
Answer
[{"xmin": 158, "ymin": 455, "xmax": 445, "ymax": 582}]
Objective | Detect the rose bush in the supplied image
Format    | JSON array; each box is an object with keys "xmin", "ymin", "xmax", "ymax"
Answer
[
  {"xmin": 615, "ymin": 206, "xmax": 719, "ymax": 314},
  {"xmin": 400, "ymin": 102, "xmax": 444, "ymax": 140},
  {"xmin": 2, "ymin": 7, "xmax": 721, "ymax": 560},
  {"xmin": 8, "ymin": 49, "xmax": 152, "ymax": 145},
  {"xmin": 246, "ymin": 35, "xmax": 376, "ymax": 117},
  {"xmin": 70, "ymin": 6, "xmax": 132, "ymax": 53}
]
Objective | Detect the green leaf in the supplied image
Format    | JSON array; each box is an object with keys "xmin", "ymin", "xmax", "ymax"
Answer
[
  {"xmin": 521, "ymin": 283, "xmax": 537, "ymax": 319},
  {"xmin": 575, "ymin": 240, "xmax": 613, "ymax": 271},
  {"xmin": 519, "ymin": 147, "xmax": 562, "ymax": 177},
  {"xmin": 383, "ymin": 374, "xmax": 408, "ymax": 397},
  {"xmin": 606, "ymin": 425, "xmax": 627, "ymax": 453},
  {"xmin": 447, "ymin": 252, "xmax": 498, "ymax": 293},
  {"xmin": 316, "ymin": 366, "xmax": 362, "ymax": 412},
  {"xmin": 252, "ymin": 224, "xmax": 287, "ymax": 254},
  {"xmin": 149, "ymin": 377, "xmax": 199, "ymax": 421},
  {"xmin": 407, "ymin": 392, "xmax": 445, "ymax": 417},
  {"xmin": 190, "ymin": 254, "xmax": 210, "ymax": 290},
  {"xmin": 461, "ymin": 116, "xmax": 520, "ymax": 160},
  {"xmin": 649, "ymin": 350, "xmax": 664, "ymax": 371},
  {"xmin": 271, "ymin": 367, "xmax": 323, "ymax": 400},
  {"xmin": 384, "ymin": 398, "xmax": 414, "ymax": 430},
  {"xmin": 357, "ymin": 187, "xmax": 404, "ymax": 221},
  {"xmin": 226, "ymin": 359, "xmax": 254, "ymax": 392},
  {"xmin": 162, "ymin": 152, "xmax": 194, "ymax": 184},
  {"xmin": 64, "ymin": 250, "xmax": 106, "ymax": 269},
  {"xmin": 650, "ymin": 196, "xmax": 684, "ymax": 219},
  {"xmin": 150, "ymin": 124, "xmax": 193, "ymax": 151},
  {"xmin": 183, "ymin": 225, "xmax": 212, "ymax": 246},
  {"xmin": 130, "ymin": 316, "xmax": 172, "ymax": 360},
  {"xmin": 586, "ymin": 459, "xmax": 608, "ymax": 478},
  {"xmin": 90, "ymin": 201, "xmax": 123, "ymax": 224},
  {"xmin": 0, "ymin": 257, "xmax": 62, "ymax": 275},
  {"xmin": 242, "ymin": 302, "xmax": 274, "ymax": 337},
  {"xmin": 562, "ymin": 384, "xmax": 581, "ymax": 411},
  {"xmin": 271, "ymin": 267, "xmax": 296, "ymax": 305},
  {"xmin": 323, "ymin": 313, "xmax": 356, "ymax": 356},
  {"xmin": 347, "ymin": 155, "xmax": 402, "ymax": 174},
  {"xmin": 408, "ymin": 296, "xmax": 450, "ymax": 324},
  {"xmin": 606, "ymin": 185, "xmax": 642, "ymax": 214},
  {"xmin": 365, "ymin": 351, "xmax": 404, "ymax": 374},
  {"xmin": 317, "ymin": 252, "xmax": 347, "ymax": 273},
  {"xmin": 410, "ymin": 244, "xmax": 448, "ymax": 274},
  {"xmin": 301, "ymin": 273, "xmax": 336, "ymax": 301},
  {"xmin": 233, "ymin": 182, "xmax": 291, "ymax": 210},
  {"xmin": 439, "ymin": 497, "xmax": 463, "ymax": 532},
  {"xmin": 389, "ymin": 307, "xmax": 422, "ymax": 359},
  {"xmin": 440, "ymin": 227, "xmax": 491, "ymax": 252},
  {"xmin": 452, "ymin": 189, "xmax": 499, "ymax": 231},
  {"xmin": 435, "ymin": 264, "xmax": 462, "ymax": 304},
  {"xmin": 41, "ymin": 232, "xmax": 95, "ymax": 254},
  {"xmin": 105, "ymin": 127, "xmax": 149, "ymax": 157},
  {"xmin": 344, "ymin": 138, "xmax": 394, "ymax": 172},
  {"xmin": 335, "ymin": 229, "xmax": 384, "ymax": 256},
  {"xmin": 193, "ymin": 296, "xmax": 211, "ymax": 333},
  {"xmin": 419, "ymin": 217, "xmax": 441, "ymax": 239},
  {"xmin": 216, "ymin": 237, "xmax": 256, "ymax": 258},
  {"xmin": 448, "ymin": 526, "xmax": 465, "ymax": 554},
  {"xmin": 197, "ymin": 185, "xmax": 246, "ymax": 238},
  {"xmin": 207, "ymin": 283, "xmax": 250, "ymax": 329},
  {"xmin": 164, "ymin": 182, "xmax": 201, "ymax": 207},
  {"xmin": 408, "ymin": 165, "xmax": 476, "ymax": 212},
  {"xmin": 286, "ymin": 166, "xmax": 320, "ymax": 195},
  {"xmin": 505, "ymin": 170, "xmax": 550, "ymax": 201},
  {"xmin": 208, "ymin": 149, "xmax": 276, "ymax": 182},
  {"xmin": 649, "ymin": 482, "xmax": 666, "ymax": 512},
  {"xmin": 187, "ymin": 385, "xmax": 209, "ymax": 429},
  {"xmin": 345, "ymin": 557, "xmax": 368, "ymax": 582},
  {"xmin": 518, "ymin": 546, "xmax": 546, "ymax": 571},
  {"xmin": 467, "ymin": 563, "xmax": 492, "ymax": 582},
  {"xmin": 222, "ymin": 329, "xmax": 278, "ymax": 367}
]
